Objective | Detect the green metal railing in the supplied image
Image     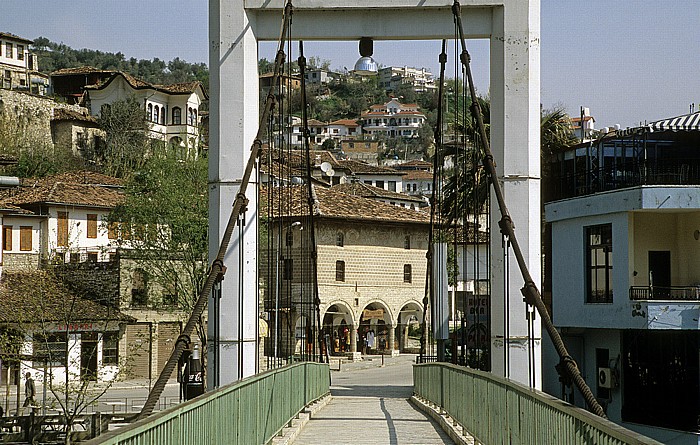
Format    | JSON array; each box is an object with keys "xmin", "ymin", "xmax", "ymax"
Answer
[
  {"xmin": 413, "ymin": 363, "xmax": 663, "ymax": 445},
  {"xmin": 86, "ymin": 362, "xmax": 330, "ymax": 445}
]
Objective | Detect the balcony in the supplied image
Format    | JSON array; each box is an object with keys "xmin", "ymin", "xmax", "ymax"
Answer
[
  {"xmin": 548, "ymin": 130, "xmax": 700, "ymax": 201},
  {"xmin": 630, "ymin": 285, "xmax": 700, "ymax": 301}
]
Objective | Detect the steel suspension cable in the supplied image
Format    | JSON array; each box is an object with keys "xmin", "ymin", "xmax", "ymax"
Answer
[
  {"xmin": 297, "ymin": 41, "xmax": 326, "ymax": 364},
  {"xmin": 137, "ymin": 0, "xmax": 296, "ymax": 420},
  {"xmin": 451, "ymin": 0, "xmax": 606, "ymax": 418},
  {"xmin": 423, "ymin": 39, "xmax": 449, "ymax": 361}
]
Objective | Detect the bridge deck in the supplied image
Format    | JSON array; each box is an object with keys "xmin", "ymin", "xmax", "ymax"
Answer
[{"xmin": 293, "ymin": 356, "xmax": 455, "ymax": 445}]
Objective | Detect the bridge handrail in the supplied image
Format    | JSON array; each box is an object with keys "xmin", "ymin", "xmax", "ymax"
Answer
[
  {"xmin": 85, "ymin": 362, "xmax": 330, "ymax": 445},
  {"xmin": 413, "ymin": 363, "xmax": 663, "ymax": 445}
]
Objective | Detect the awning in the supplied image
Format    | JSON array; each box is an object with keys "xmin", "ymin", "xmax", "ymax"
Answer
[{"xmin": 618, "ymin": 112, "xmax": 700, "ymax": 137}]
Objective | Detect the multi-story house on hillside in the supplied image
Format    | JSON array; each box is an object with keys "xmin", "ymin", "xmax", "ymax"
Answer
[
  {"xmin": 0, "ymin": 171, "xmax": 188, "ymax": 386},
  {"xmin": 543, "ymin": 111, "xmax": 700, "ymax": 444},
  {"xmin": 50, "ymin": 66, "xmax": 117, "ymax": 104},
  {"xmin": 0, "ymin": 32, "xmax": 48, "ymax": 95},
  {"xmin": 378, "ymin": 66, "xmax": 436, "ymax": 93},
  {"xmin": 360, "ymin": 98, "xmax": 426, "ymax": 139},
  {"xmin": 85, "ymin": 72, "xmax": 207, "ymax": 154}
]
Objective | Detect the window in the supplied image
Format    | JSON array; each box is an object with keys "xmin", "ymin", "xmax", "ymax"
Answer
[
  {"xmin": 364, "ymin": 180, "xmax": 372, "ymax": 185},
  {"xmin": 412, "ymin": 184, "xmax": 417, "ymax": 192},
  {"xmin": 336, "ymin": 232, "xmax": 344, "ymax": 247},
  {"xmin": 586, "ymin": 224, "xmax": 613, "ymax": 303},
  {"xmin": 335, "ymin": 260, "xmax": 345, "ymax": 282},
  {"xmin": 87, "ymin": 252, "xmax": 98, "ymax": 262},
  {"xmin": 70, "ymin": 252, "xmax": 80, "ymax": 263},
  {"xmin": 160, "ymin": 106, "xmax": 166, "ymax": 125},
  {"xmin": 283, "ymin": 258, "xmax": 293, "ymax": 280},
  {"xmin": 33, "ymin": 333, "xmax": 67, "ymax": 367},
  {"xmin": 87, "ymin": 214, "xmax": 98, "ymax": 239},
  {"xmin": 153, "ymin": 105, "xmax": 159, "ymax": 123},
  {"xmin": 147, "ymin": 104, "xmax": 153, "ymax": 122},
  {"xmin": 57, "ymin": 211, "xmax": 68, "ymax": 247},
  {"xmin": 5, "ymin": 43, "xmax": 12, "ymax": 58},
  {"xmin": 17, "ymin": 45, "xmax": 24, "ymax": 61},
  {"xmin": 187, "ymin": 107, "xmax": 194, "ymax": 126},
  {"xmin": 404, "ymin": 235, "xmax": 411, "ymax": 250},
  {"xmin": 404, "ymin": 264, "xmax": 412, "ymax": 283},
  {"xmin": 388, "ymin": 181, "xmax": 396, "ymax": 192},
  {"xmin": 375, "ymin": 180, "xmax": 384, "ymax": 189},
  {"xmin": 172, "ymin": 107, "xmax": 182, "ymax": 125},
  {"xmin": 102, "ymin": 333, "xmax": 119, "ymax": 365},
  {"xmin": 19, "ymin": 226, "xmax": 31, "ymax": 251},
  {"xmin": 108, "ymin": 221, "xmax": 118, "ymax": 240},
  {"xmin": 2, "ymin": 225, "xmax": 12, "ymax": 251},
  {"xmin": 285, "ymin": 230, "xmax": 294, "ymax": 247},
  {"xmin": 132, "ymin": 269, "xmax": 149, "ymax": 306}
]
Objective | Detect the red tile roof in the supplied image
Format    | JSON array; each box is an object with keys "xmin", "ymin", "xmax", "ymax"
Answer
[
  {"xmin": 0, "ymin": 32, "xmax": 33, "ymax": 44},
  {"xmin": 6, "ymin": 171, "xmax": 125, "ymax": 208},
  {"xmin": 336, "ymin": 159, "xmax": 404, "ymax": 175},
  {"xmin": 86, "ymin": 72, "xmax": 208, "ymax": 98},
  {"xmin": 261, "ymin": 185, "xmax": 430, "ymax": 225},
  {"xmin": 332, "ymin": 182, "xmax": 424, "ymax": 203},
  {"xmin": 402, "ymin": 170, "xmax": 434, "ymax": 181}
]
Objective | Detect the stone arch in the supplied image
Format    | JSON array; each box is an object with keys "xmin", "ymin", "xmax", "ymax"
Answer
[
  {"xmin": 397, "ymin": 300, "xmax": 423, "ymax": 353},
  {"xmin": 358, "ymin": 300, "xmax": 394, "ymax": 354},
  {"xmin": 322, "ymin": 300, "xmax": 355, "ymax": 356}
]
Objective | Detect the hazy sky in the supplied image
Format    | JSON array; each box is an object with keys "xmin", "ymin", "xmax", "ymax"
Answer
[{"xmin": 2, "ymin": 0, "xmax": 698, "ymax": 128}]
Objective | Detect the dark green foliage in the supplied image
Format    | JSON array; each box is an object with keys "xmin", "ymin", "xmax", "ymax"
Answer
[
  {"xmin": 31, "ymin": 37, "xmax": 209, "ymax": 91},
  {"xmin": 94, "ymin": 96, "xmax": 150, "ymax": 178}
]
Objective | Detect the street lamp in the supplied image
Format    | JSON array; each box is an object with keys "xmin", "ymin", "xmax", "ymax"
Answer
[{"xmin": 353, "ymin": 37, "xmax": 378, "ymax": 76}]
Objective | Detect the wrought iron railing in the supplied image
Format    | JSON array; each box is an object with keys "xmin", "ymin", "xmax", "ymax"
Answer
[
  {"xmin": 413, "ymin": 363, "xmax": 663, "ymax": 445},
  {"xmin": 551, "ymin": 160, "xmax": 700, "ymax": 200},
  {"xmin": 629, "ymin": 286, "xmax": 700, "ymax": 301}
]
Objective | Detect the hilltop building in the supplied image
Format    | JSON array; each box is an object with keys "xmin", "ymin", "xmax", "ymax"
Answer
[
  {"xmin": 0, "ymin": 32, "xmax": 48, "ymax": 95},
  {"xmin": 378, "ymin": 66, "xmax": 436, "ymax": 93},
  {"xmin": 360, "ymin": 98, "xmax": 426, "ymax": 139}
]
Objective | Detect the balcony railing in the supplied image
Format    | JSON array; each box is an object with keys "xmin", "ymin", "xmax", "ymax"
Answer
[
  {"xmin": 629, "ymin": 286, "xmax": 700, "ymax": 301},
  {"xmin": 551, "ymin": 160, "xmax": 700, "ymax": 200}
]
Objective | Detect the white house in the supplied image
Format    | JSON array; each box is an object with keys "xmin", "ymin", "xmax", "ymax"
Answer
[
  {"xmin": 360, "ymin": 98, "xmax": 426, "ymax": 139},
  {"xmin": 378, "ymin": 66, "xmax": 436, "ymax": 93},
  {"xmin": 85, "ymin": 72, "xmax": 207, "ymax": 153},
  {"xmin": 543, "ymin": 112, "xmax": 700, "ymax": 444},
  {"xmin": 336, "ymin": 159, "xmax": 405, "ymax": 192},
  {"xmin": 0, "ymin": 31, "xmax": 48, "ymax": 94}
]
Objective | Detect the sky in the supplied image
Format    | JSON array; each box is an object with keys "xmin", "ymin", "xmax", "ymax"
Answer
[{"xmin": 2, "ymin": 0, "xmax": 699, "ymax": 129}]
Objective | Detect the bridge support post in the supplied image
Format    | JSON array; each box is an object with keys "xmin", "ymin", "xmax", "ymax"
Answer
[
  {"xmin": 213, "ymin": 0, "xmax": 540, "ymax": 389},
  {"xmin": 208, "ymin": 0, "xmax": 260, "ymax": 387},
  {"xmin": 487, "ymin": 2, "xmax": 542, "ymax": 387}
]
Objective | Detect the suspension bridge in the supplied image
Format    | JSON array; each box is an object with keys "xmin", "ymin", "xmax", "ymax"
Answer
[{"xmin": 79, "ymin": 1, "xmax": 663, "ymax": 444}]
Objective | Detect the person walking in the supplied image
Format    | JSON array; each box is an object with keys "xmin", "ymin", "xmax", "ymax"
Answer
[{"xmin": 23, "ymin": 372, "xmax": 36, "ymax": 414}]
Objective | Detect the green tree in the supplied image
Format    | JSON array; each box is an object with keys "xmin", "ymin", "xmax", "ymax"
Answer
[
  {"xmin": 94, "ymin": 96, "xmax": 150, "ymax": 178},
  {"xmin": 108, "ymin": 150, "xmax": 209, "ymax": 364}
]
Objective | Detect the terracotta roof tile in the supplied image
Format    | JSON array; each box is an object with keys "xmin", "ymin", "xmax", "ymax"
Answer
[
  {"xmin": 336, "ymin": 159, "xmax": 404, "ymax": 175},
  {"xmin": 261, "ymin": 185, "xmax": 430, "ymax": 225},
  {"xmin": 50, "ymin": 66, "xmax": 115, "ymax": 76},
  {"xmin": 8, "ymin": 171, "xmax": 125, "ymax": 208},
  {"xmin": 52, "ymin": 108, "xmax": 98, "ymax": 124},
  {"xmin": 332, "ymin": 182, "xmax": 424, "ymax": 203},
  {"xmin": 329, "ymin": 119, "xmax": 359, "ymax": 127},
  {"xmin": 402, "ymin": 170, "xmax": 433, "ymax": 180},
  {"xmin": 0, "ymin": 32, "xmax": 33, "ymax": 44}
]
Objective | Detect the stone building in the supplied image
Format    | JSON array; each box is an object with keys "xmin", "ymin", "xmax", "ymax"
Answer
[{"xmin": 261, "ymin": 185, "xmax": 430, "ymax": 362}]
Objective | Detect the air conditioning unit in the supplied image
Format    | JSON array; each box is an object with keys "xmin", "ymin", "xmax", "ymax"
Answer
[{"xmin": 598, "ymin": 367, "xmax": 613, "ymax": 389}]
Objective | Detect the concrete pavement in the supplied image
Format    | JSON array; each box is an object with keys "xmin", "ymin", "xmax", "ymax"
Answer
[{"xmin": 292, "ymin": 355, "xmax": 455, "ymax": 445}]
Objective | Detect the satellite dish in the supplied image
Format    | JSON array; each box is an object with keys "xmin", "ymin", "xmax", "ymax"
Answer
[
  {"xmin": 327, "ymin": 169, "xmax": 335, "ymax": 177},
  {"xmin": 320, "ymin": 162, "xmax": 332, "ymax": 173}
]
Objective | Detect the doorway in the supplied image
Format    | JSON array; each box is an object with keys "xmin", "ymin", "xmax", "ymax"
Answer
[
  {"xmin": 648, "ymin": 250, "xmax": 671, "ymax": 298},
  {"xmin": 80, "ymin": 332, "xmax": 98, "ymax": 381}
]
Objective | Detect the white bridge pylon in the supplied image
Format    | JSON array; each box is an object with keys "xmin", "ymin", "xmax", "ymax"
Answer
[{"xmin": 208, "ymin": 0, "xmax": 541, "ymax": 388}]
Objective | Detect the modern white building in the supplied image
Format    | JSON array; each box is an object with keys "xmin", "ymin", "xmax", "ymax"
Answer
[
  {"xmin": 543, "ymin": 111, "xmax": 700, "ymax": 444},
  {"xmin": 378, "ymin": 66, "xmax": 436, "ymax": 93}
]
